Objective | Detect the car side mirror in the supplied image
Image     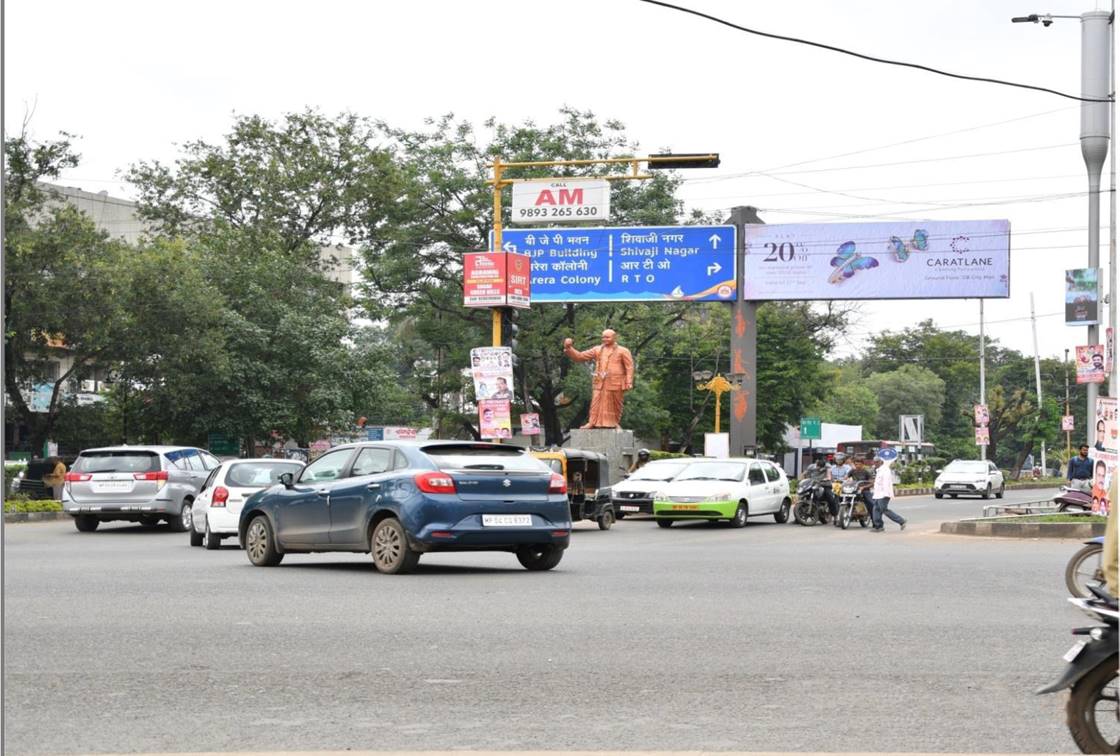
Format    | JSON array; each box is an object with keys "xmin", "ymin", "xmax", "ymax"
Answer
[{"xmin": 279, "ymin": 472, "xmax": 294, "ymax": 489}]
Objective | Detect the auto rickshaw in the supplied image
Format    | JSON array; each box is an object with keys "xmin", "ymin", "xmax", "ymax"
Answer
[{"xmin": 530, "ymin": 448, "xmax": 616, "ymax": 530}]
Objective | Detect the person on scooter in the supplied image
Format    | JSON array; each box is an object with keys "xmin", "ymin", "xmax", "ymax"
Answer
[
  {"xmin": 1067, "ymin": 444, "xmax": 1094, "ymax": 489},
  {"xmin": 829, "ymin": 453, "xmax": 852, "ymax": 483},
  {"xmin": 629, "ymin": 449, "xmax": 651, "ymax": 474},
  {"xmin": 850, "ymin": 456, "xmax": 875, "ymax": 514}
]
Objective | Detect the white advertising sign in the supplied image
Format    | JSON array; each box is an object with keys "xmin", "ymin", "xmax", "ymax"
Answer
[
  {"xmin": 743, "ymin": 220, "xmax": 1010, "ymax": 300},
  {"xmin": 511, "ymin": 179, "xmax": 610, "ymax": 225}
]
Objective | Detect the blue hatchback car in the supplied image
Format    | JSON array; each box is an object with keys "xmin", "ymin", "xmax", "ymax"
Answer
[{"xmin": 237, "ymin": 441, "xmax": 571, "ymax": 573}]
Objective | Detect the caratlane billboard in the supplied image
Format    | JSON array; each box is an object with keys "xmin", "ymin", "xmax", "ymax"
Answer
[{"xmin": 742, "ymin": 220, "xmax": 1010, "ymax": 300}]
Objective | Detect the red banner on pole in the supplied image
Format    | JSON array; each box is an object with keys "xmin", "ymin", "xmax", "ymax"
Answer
[{"xmin": 463, "ymin": 252, "xmax": 532, "ymax": 309}]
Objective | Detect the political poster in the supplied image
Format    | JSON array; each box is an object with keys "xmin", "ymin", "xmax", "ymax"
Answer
[
  {"xmin": 1076, "ymin": 344, "xmax": 1107, "ymax": 384},
  {"xmin": 470, "ymin": 347, "xmax": 515, "ymax": 402},
  {"xmin": 1089, "ymin": 398, "xmax": 1117, "ymax": 516},
  {"xmin": 479, "ymin": 399, "xmax": 511, "ymax": 439},
  {"xmin": 742, "ymin": 219, "xmax": 1010, "ymax": 301},
  {"xmin": 1065, "ymin": 268, "xmax": 1101, "ymax": 325},
  {"xmin": 520, "ymin": 413, "xmax": 541, "ymax": 435},
  {"xmin": 1062, "ymin": 415, "xmax": 1076, "ymax": 432},
  {"xmin": 1094, "ymin": 397, "xmax": 1117, "ymax": 454},
  {"xmin": 973, "ymin": 404, "xmax": 989, "ymax": 426},
  {"xmin": 462, "ymin": 252, "xmax": 531, "ymax": 309},
  {"xmin": 974, "ymin": 426, "xmax": 990, "ymax": 446}
]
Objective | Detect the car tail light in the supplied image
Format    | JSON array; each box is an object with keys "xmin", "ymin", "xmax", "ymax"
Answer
[
  {"xmin": 414, "ymin": 472, "xmax": 456, "ymax": 494},
  {"xmin": 132, "ymin": 471, "xmax": 169, "ymax": 481},
  {"xmin": 548, "ymin": 473, "xmax": 567, "ymax": 494},
  {"xmin": 211, "ymin": 486, "xmax": 229, "ymax": 507},
  {"xmin": 64, "ymin": 473, "xmax": 92, "ymax": 482},
  {"xmin": 551, "ymin": 530, "xmax": 570, "ymax": 537}
]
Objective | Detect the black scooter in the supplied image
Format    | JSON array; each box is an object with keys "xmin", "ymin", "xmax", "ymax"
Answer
[{"xmin": 1037, "ymin": 583, "xmax": 1119, "ymax": 753}]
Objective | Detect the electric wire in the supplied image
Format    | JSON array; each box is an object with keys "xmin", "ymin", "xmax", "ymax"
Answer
[{"xmin": 638, "ymin": 0, "xmax": 1114, "ymax": 103}]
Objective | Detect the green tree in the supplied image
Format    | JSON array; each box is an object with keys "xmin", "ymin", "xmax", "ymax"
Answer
[
  {"xmin": 815, "ymin": 377, "xmax": 879, "ymax": 431},
  {"xmin": 864, "ymin": 365, "xmax": 946, "ymax": 441}
]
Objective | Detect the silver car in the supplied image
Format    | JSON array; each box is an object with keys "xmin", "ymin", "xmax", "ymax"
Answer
[{"xmin": 62, "ymin": 446, "xmax": 219, "ymax": 532}]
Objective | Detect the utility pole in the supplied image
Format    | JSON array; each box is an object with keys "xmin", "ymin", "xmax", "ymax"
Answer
[
  {"xmin": 1031, "ymin": 293, "xmax": 1047, "ymax": 474},
  {"xmin": 727, "ymin": 206, "xmax": 764, "ymax": 457},
  {"xmin": 1065, "ymin": 347, "xmax": 1072, "ymax": 458},
  {"xmin": 979, "ymin": 300, "xmax": 987, "ymax": 461}
]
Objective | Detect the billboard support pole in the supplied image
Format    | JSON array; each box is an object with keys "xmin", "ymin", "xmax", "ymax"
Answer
[
  {"xmin": 727, "ymin": 206, "xmax": 763, "ymax": 457},
  {"xmin": 1031, "ymin": 292, "xmax": 1047, "ymax": 474},
  {"xmin": 980, "ymin": 299, "xmax": 987, "ymax": 461}
]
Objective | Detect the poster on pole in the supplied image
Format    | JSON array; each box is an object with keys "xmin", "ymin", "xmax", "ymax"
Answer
[
  {"xmin": 462, "ymin": 252, "xmax": 531, "ymax": 309},
  {"xmin": 478, "ymin": 399, "xmax": 511, "ymax": 439},
  {"xmin": 973, "ymin": 404, "xmax": 990, "ymax": 426},
  {"xmin": 1065, "ymin": 268, "xmax": 1101, "ymax": 325},
  {"xmin": 470, "ymin": 347, "xmax": 514, "ymax": 401},
  {"xmin": 1076, "ymin": 345, "xmax": 1107, "ymax": 384},
  {"xmin": 1089, "ymin": 398, "xmax": 1117, "ymax": 515},
  {"xmin": 520, "ymin": 413, "xmax": 541, "ymax": 435},
  {"xmin": 1062, "ymin": 415, "xmax": 1076, "ymax": 432},
  {"xmin": 742, "ymin": 219, "xmax": 1010, "ymax": 300},
  {"xmin": 974, "ymin": 426, "xmax": 990, "ymax": 446}
]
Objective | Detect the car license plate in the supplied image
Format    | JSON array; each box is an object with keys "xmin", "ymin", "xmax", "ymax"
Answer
[
  {"xmin": 482, "ymin": 514, "xmax": 532, "ymax": 527},
  {"xmin": 672, "ymin": 504, "xmax": 699, "ymax": 510},
  {"xmin": 619, "ymin": 505, "xmax": 640, "ymax": 512},
  {"xmin": 1063, "ymin": 641, "xmax": 1088, "ymax": 662},
  {"xmin": 92, "ymin": 480, "xmax": 132, "ymax": 493}
]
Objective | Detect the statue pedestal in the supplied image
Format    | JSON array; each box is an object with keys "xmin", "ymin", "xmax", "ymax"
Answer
[{"xmin": 566, "ymin": 428, "xmax": 636, "ymax": 479}]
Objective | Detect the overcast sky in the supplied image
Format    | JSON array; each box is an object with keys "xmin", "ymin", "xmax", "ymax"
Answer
[{"xmin": 5, "ymin": 0, "xmax": 1115, "ymax": 368}]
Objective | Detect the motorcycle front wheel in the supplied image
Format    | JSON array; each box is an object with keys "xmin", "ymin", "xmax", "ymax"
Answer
[
  {"xmin": 1066, "ymin": 653, "xmax": 1119, "ymax": 754},
  {"xmin": 1065, "ymin": 543, "xmax": 1105, "ymax": 599},
  {"xmin": 840, "ymin": 505, "xmax": 852, "ymax": 530},
  {"xmin": 794, "ymin": 500, "xmax": 816, "ymax": 526}
]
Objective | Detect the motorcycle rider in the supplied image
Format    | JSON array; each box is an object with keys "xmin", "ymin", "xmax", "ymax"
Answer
[
  {"xmin": 1067, "ymin": 444, "xmax": 1094, "ymax": 491},
  {"xmin": 802, "ymin": 454, "xmax": 838, "ymax": 518},
  {"xmin": 849, "ymin": 455, "xmax": 875, "ymax": 514},
  {"xmin": 629, "ymin": 448, "xmax": 651, "ymax": 474}
]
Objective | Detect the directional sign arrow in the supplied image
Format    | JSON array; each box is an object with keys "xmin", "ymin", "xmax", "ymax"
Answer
[
  {"xmin": 707, "ymin": 262, "xmax": 722, "ymax": 276},
  {"xmin": 709, "ymin": 234, "xmax": 721, "ymax": 249},
  {"xmin": 503, "ymin": 241, "xmax": 517, "ymax": 253}
]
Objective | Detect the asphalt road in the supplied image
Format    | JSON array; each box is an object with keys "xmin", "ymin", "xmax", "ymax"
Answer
[{"xmin": 2, "ymin": 486, "xmax": 1091, "ymax": 754}]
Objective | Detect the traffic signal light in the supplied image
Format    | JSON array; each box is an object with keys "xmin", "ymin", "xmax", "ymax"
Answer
[
  {"xmin": 647, "ymin": 152, "xmax": 720, "ymax": 170},
  {"xmin": 501, "ymin": 308, "xmax": 520, "ymax": 368}
]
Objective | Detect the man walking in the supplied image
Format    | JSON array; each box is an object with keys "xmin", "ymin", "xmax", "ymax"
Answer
[{"xmin": 871, "ymin": 456, "xmax": 907, "ymax": 533}]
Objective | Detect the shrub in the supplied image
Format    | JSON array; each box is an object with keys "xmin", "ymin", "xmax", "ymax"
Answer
[{"xmin": 4, "ymin": 499, "xmax": 63, "ymax": 513}]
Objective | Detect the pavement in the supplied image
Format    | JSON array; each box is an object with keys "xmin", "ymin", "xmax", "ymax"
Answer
[{"xmin": 2, "ymin": 486, "xmax": 1095, "ymax": 754}]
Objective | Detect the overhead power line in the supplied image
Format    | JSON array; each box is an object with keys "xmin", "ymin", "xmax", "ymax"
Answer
[{"xmin": 638, "ymin": 0, "xmax": 1114, "ymax": 103}]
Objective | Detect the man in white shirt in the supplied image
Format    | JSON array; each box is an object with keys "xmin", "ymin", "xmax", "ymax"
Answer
[{"xmin": 871, "ymin": 457, "xmax": 907, "ymax": 533}]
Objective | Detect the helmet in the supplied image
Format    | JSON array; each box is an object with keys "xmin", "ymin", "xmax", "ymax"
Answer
[
  {"xmin": 637, "ymin": 448, "xmax": 651, "ymax": 460},
  {"xmin": 834, "ymin": 452, "xmax": 846, "ymax": 462}
]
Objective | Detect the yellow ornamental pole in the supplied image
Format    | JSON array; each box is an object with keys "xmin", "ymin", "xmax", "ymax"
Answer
[{"xmin": 698, "ymin": 374, "xmax": 735, "ymax": 434}]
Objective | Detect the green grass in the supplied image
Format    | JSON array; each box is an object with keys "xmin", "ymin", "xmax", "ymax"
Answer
[{"xmin": 987, "ymin": 514, "xmax": 1106, "ymax": 524}]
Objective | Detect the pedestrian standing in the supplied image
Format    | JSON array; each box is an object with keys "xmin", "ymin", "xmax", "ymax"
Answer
[{"xmin": 871, "ymin": 457, "xmax": 907, "ymax": 532}]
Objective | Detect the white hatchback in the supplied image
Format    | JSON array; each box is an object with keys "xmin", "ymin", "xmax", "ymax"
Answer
[
  {"xmin": 190, "ymin": 458, "xmax": 304, "ymax": 549},
  {"xmin": 652, "ymin": 458, "xmax": 792, "ymax": 527}
]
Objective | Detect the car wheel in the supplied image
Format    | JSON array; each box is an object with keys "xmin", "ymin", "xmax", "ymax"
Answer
[
  {"xmin": 245, "ymin": 515, "xmax": 283, "ymax": 567},
  {"xmin": 730, "ymin": 501, "xmax": 748, "ymax": 529},
  {"xmin": 189, "ymin": 526, "xmax": 204, "ymax": 547},
  {"xmin": 773, "ymin": 499, "xmax": 791, "ymax": 524},
  {"xmin": 656, "ymin": 519, "xmax": 673, "ymax": 528},
  {"xmin": 995, "ymin": 484, "xmax": 1004, "ymax": 499},
  {"xmin": 516, "ymin": 544, "xmax": 564, "ymax": 571},
  {"xmin": 597, "ymin": 508, "xmax": 614, "ymax": 531},
  {"xmin": 168, "ymin": 499, "xmax": 192, "ymax": 533},
  {"xmin": 74, "ymin": 515, "xmax": 99, "ymax": 533},
  {"xmin": 981, "ymin": 484, "xmax": 992, "ymax": 500},
  {"xmin": 934, "ymin": 491, "xmax": 943, "ymax": 499},
  {"xmin": 204, "ymin": 521, "xmax": 221, "ymax": 550},
  {"xmin": 370, "ymin": 518, "xmax": 420, "ymax": 575}
]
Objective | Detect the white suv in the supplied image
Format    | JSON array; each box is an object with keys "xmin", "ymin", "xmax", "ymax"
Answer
[{"xmin": 934, "ymin": 459, "xmax": 1005, "ymax": 499}]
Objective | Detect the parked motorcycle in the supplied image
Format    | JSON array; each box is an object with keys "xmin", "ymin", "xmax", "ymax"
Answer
[
  {"xmin": 1055, "ymin": 481, "xmax": 1095, "ymax": 513},
  {"xmin": 794, "ymin": 479, "xmax": 832, "ymax": 526},
  {"xmin": 1066, "ymin": 537, "xmax": 1107, "ymax": 599},
  {"xmin": 1037, "ymin": 584, "xmax": 1118, "ymax": 753},
  {"xmin": 835, "ymin": 479, "xmax": 872, "ymax": 530}
]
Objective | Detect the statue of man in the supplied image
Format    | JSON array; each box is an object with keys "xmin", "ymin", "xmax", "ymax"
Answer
[{"xmin": 563, "ymin": 329, "xmax": 634, "ymax": 429}]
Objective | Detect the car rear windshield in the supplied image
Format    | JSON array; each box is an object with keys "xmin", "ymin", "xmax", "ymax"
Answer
[
  {"xmin": 72, "ymin": 451, "xmax": 160, "ymax": 474},
  {"xmin": 226, "ymin": 462, "xmax": 303, "ymax": 488},
  {"xmin": 422, "ymin": 444, "xmax": 548, "ymax": 473}
]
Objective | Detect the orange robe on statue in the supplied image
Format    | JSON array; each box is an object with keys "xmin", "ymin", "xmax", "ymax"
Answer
[{"xmin": 564, "ymin": 343, "xmax": 634, "ymax": 428}]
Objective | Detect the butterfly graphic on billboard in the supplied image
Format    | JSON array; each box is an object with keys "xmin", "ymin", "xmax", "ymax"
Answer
[
  {"xmin": 827, "ymin": 241, "xmax": 879, "ymax": 284},
  {"xmin": 887, "ymin": 228, "xmax": 929, "ymax": 262}
]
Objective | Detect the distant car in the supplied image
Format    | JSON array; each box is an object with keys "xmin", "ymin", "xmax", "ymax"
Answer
[
  {"xmin": 62, "ymin": 446, "xmax": 219, "ymax": 532},
  {"xmin": 611, "ymin": 458, "xmax": 693, "ymax": 517},
  {"xmin": 237, "ymin": 441, "xmax": 571, "ymax": 574},
  {"xmin": 190, "ymin": 458, "xmax": 305, "ymax": 549},
  {"xmin": 652, "ymin": 458, "xmax": 791, "ymax": 528},
  {"xmin": 934, "ymin": 459, "xmax": 1005, "ymax": 499}
]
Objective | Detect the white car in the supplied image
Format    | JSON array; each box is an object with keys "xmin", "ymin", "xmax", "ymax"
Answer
[
  {"xmin": 611, "ymin": 458, "xmax": 694, "ymax": 517},
  {"xmin": 190, "ymin": 458, "xmax": 305, "ymax": 549},
  {"xmin": 934, "ymin": 459, "xmax": 1005, "ymax": 499},
  {"xmin": 652, "ymin": 458, "xmax": 791, "ymax": 527}
]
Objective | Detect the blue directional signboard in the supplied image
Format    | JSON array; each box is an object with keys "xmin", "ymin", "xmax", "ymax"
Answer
[{"xmin": 492, "ymin": 225, "xmax": 737, "ymax": 303}]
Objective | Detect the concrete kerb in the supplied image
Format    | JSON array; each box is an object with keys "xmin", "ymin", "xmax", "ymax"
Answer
[
  {"xmin": 4, "ymin": 511, "xmax": 70, "ymax": 523},
  {"xmin": 940, "ymin": 518, "xmax": 1106, "ymax": 538},
  {"xmin": 896, "ymin": 481, "xmax": 1061, "ymax": 498}
]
